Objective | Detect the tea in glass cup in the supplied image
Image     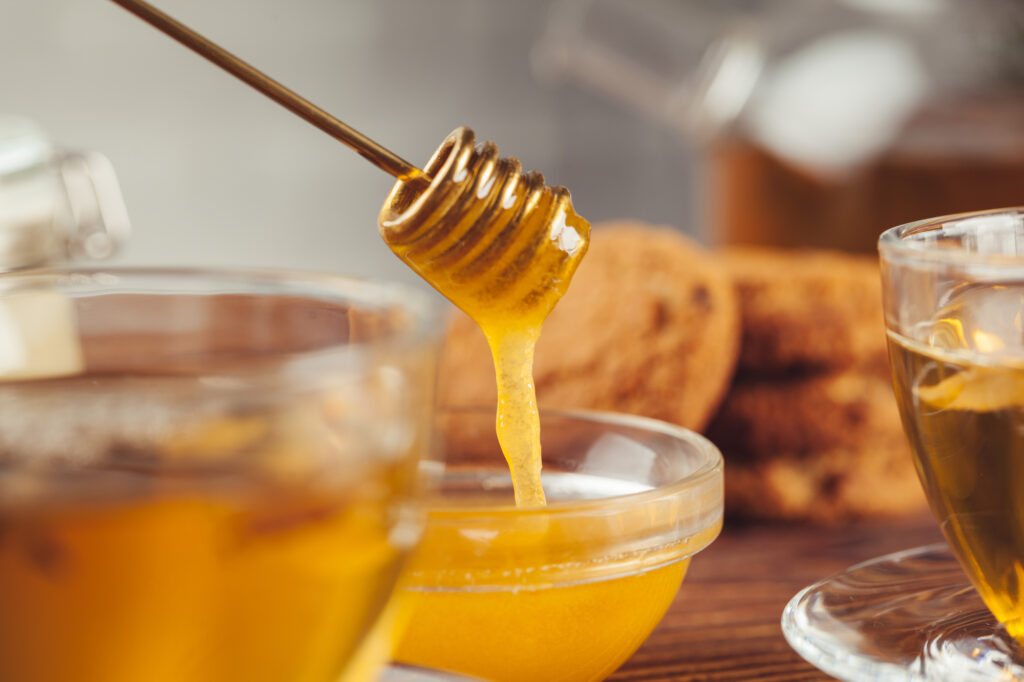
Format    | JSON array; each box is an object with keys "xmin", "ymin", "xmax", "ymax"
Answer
[
  {"xmin": 0, "ymin": 269, "xmax": 439, "ymax": 682},
  {"xmin": 881, "ymin": 207, "xmax": 1024, "ymax": 642}
]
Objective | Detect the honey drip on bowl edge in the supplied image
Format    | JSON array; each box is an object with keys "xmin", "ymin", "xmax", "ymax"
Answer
[{"xmin": 379, "ymin": 127, "xmax": 590, "ymax": 506}]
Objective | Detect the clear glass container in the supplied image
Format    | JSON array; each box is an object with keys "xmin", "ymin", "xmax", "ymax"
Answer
[
  {"xmin": 393, "ymin": 407, "xmax": 723, "ymax": 682},
  {"xmin": 0, "ymin": 268, "xmax": 441, "ymax": 682},
  {"xmin": 880, "ymin": 207, "xmax": 1024, "ymax": 641}
]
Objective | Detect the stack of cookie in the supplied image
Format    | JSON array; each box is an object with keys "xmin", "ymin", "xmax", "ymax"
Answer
[{"xmin": 705, "ymin": 248, "xmax": 927, "ymax": 522}]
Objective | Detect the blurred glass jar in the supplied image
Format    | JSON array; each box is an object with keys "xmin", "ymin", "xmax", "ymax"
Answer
[
  {"xmin": 0, "ymin": 117, "xmax": 129, "ymax": 270},
  {"xmin": 534, "ymin": 0, "xmax": 1024, "ymax": 252}
]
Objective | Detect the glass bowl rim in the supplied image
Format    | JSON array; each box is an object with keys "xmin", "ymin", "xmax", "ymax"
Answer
[
  {"xmin": 878, "ymin": 206, "xmax": 1024, "ymax": 268},
  {"xmin": 0, "ymin": 265, "xmax": 443, "ymax": 364},
  {"xmin": 426, "ymin": 405, "xmax": 724, "ymax": 519}
]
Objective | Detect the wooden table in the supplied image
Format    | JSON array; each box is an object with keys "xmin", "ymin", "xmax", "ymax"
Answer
[{"xmin": 611, "ymin": 514, "xmax": 945, "ymax": 681}]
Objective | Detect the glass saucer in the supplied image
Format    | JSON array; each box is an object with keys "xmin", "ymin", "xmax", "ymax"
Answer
[{"xmin": 782, "ymin": 544, "xmax": 1024, "ymax": 681}]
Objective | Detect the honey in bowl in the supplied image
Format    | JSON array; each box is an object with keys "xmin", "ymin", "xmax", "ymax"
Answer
[{"xmin": 391, "ymin": 408, "xmax": 723, "ymax": 682}]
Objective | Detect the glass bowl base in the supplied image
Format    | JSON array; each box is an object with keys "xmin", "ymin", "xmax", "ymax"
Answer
[{"xmin": 782, "ymin": 544, "xmax": 1024, "ymax": 681}]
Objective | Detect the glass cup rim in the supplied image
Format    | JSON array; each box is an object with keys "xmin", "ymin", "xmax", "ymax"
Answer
[
  {"xmin": 0, "ymin": 265, "xmax": 444, "ymax": 365},
  {"xmin": 878, "ymin": 206, "xmax": 1024, "ymax": 268},
  {"xmin": 427, "ymin": 405, "xmax": 724, "ymax": 518}
]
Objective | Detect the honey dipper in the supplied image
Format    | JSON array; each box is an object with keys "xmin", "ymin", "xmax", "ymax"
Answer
[
  {"xmin": 110, "ymin": 0, "xmax": 591, "ymax": 505},
  {"xmin": 108, "ymin": 0, "xmax": 588, "ymax": 314}
]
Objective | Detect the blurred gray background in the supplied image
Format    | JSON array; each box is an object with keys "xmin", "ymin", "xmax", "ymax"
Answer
[{"xmin": 1, "ymin": 0, "xmax": 695, "ymax": 286}]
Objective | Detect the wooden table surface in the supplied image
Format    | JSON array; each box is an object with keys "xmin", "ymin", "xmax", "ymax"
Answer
[{"xmin": 611, "ymin": 514, "xmax": 945, "ymax": 681}]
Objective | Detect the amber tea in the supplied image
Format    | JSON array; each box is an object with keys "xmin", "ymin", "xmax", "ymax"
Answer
[
  {"xmin": 888, "ymin": 281, "xmax": 1024, "ymax": 642},
  {"xmin": 0, "ymin": 375, "xmax": 419, "ymax": 682}
]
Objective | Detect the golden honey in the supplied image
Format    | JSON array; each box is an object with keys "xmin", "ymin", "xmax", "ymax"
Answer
[
  {"xmin": 387, "ymin": 415, "xmax": 723, "ymax": 682},
  {"xmin": 397, "ymin": 547, "xmax": 688, "ymax": 682},
  {"xmin": 380, "ymin": 127, "xmax": 590, "ymax": 506}
]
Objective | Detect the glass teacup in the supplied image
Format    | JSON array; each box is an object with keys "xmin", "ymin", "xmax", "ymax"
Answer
[
  {"xmin": 0, "ymin": 268, "xmax": 440, "ymax": 682},
  {"xmin": 880, "ymin": 207, "xmax": 1024, "ymax": 643}
]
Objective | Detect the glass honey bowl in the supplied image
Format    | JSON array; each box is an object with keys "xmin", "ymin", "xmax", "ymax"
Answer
[
  {"xmin": 392, "ymin": 407, "xmax": 724, "ymax": 682},
  {"xmin": 0, "ymin": 268, "xmax": 441, "ymax": 682}
]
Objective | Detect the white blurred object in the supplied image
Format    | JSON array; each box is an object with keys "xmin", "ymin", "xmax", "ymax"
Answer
[
  {"xmin": 0, "ymin": 116, "xmax": 130, "ymax": 270},
  {"xmin": 745, "ymin": 30, "xmax": 926, "ymax": 172}
]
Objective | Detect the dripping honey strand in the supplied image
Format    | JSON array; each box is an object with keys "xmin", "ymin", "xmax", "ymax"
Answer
[{"xmin": 379, "ymin": 128, "xmax": 590, "ymax": 506}]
